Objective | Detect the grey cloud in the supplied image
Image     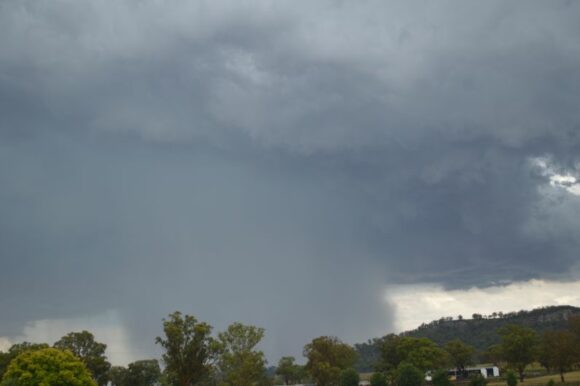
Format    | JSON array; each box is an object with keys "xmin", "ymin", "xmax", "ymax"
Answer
[{"xmin": 1, "ymin": 0, "xmax": 580, "ymax": 363}]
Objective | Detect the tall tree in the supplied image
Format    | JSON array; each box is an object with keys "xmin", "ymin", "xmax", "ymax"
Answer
[
  {"xmin": 108, "ymin": 366, "xmax": 129, "ymax": 386},
  {"xmin": 444, "ymin": 339, "xmax": 475, "ymax": 371},
  {"xmin": 482, "ymin": 344, "xmax": 504, "ymax": 367},
  {"xmin": 126, "ymin": 360, "xmax": 162, "ymax": 386},
  {"xmin": 276, "ymin": 356, "xmax": 302, "ymax": 385},
  {"xmin": 155, "ymin": 311, "xmax": 220, "ymax": 386},
  {"xmin": 2, "ymin": 347, "xmax": 96, "ymax": 386},
  {"xmin": 396, "ymin": 337, "xmax": 450, "ymax": 373},
  {"xmin": 498, "ymin": 325, "xmax": 538, "ymax": 381},
  {"xmin": 54, "ymin": 330, "xmax": 111, "ymax": 386},
  {"xmin": 377, "ymin": 334, "xmax": 402, "ymax": 372},
  {"xmin": 216, "ymin": 322, "xmax": 267, "ymax": 386},
  {"xmin": 539, "ymin": 330, "xmax": 579, "ymax": 382},
  {"xmin": 303, "ymin": 336, "xmax": 357, "ymax": 386}
]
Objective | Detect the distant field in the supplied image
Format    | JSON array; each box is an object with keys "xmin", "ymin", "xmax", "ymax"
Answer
[
  {"xmin": 360, "ymin": 369, "xmax": 580, "ymax": 385},
  {"xmin": 488, "ymin": 370, "xmax": 580, "ymax": 386}
]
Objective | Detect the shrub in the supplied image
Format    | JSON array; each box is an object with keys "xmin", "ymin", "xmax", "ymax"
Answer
[
  {"xmin": 432, "ymin": 369, "xmax": 452, "ymax": 386},
  {"xmin": 469, "ymin": 373, "xmax": 487, "ymax": 386},
  {"xmin": 506, "ymin": 371, "xmax": 518, "ymax": 386},
  {"xmin": 370, "ymin": 372, "xmax": 388, "ymax": 386},
  {"xmin": 397, "ymin": 363, "xmax": 424, "ymax": 386},
  {"xmin": 340, "ymin": 368, "xmax": 360, "ymax": 386}
]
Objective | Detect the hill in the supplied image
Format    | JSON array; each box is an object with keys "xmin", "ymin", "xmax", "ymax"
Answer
[{"xmin": 355, "ymin": 305, "xmax": 580, "ymax": 372}]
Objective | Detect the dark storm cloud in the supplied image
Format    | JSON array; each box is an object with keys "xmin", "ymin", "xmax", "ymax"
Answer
[{"xmin": 1, "ymin": 0, "xmax": 580, "ymax": 361}]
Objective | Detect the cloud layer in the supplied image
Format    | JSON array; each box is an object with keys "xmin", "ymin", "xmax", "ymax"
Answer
[{"xmin": 1, "ymin": 0, "xmax": 580, "ymax": 363}]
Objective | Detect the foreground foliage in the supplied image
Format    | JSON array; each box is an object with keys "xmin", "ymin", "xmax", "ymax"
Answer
[
  {"xmin": 156, "ymin": 312, "xmax": 220, "ymax": 386},
  {"xmin": 304, "ymin": 336, "xmax": 357, "ymax": 386},
  {"xmin": 1, "ymin": 348, "xmax": 96, "ymax": 386},
  {"xmin": 216, "ymin": 322, "xmax": 266, "ymax": 386},
  {"xmin": 54, "ymin": 330, "xmax": 111, "ymax": 385}
]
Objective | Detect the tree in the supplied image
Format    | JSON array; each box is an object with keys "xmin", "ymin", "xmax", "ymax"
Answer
[
  {"xmin": 431, "ymin": 369, "xmax": 452, "ymax": 386},
  {"xmin": 340, "ymin": 368, "xmax": 359, "ymax": 386},
  {"xmin": 506, "ymin": 371, "xmax": 518, "ymax": 386},
  {"xmin": 444, "ymin": 339, "xmax": 475, "ymax": 371},
  {"xmin": 1, "ymin": 347, "xmax": 96, "ymax": 386},
  {"xmin": 304, "ymin": 336, "xmax": 357, "ymax": 386},
  {"xmin": 377, "ymin": 334, "xmax": 402, "ymax": 372},
  {"xmin": 126, "ymin": 360, "xmax": 161, "ymax": 386},
  {"xmin": 482, "ymin": 344, "xmax": 504, "ymax": 367},
  {"xmin": 276, "ymin": 356, "xmax": 301, "ymax": 385},
  {"xmin": 396, "ymin": 337, "xmax": 450, "ymax": 373},
  {"xmin": 0, "ymin": 342, "xmax": 49, "ymax": 380},
  {"xmin": 370, "ymin": 372, "xmax": 388, "ymax": 386},
  {"xmin": 498, "ymin": 325, "xmax": 538, "ymax": 381},
  {"xmin": 54, "ymin": 330, "xmax": 111, "ymax": 386},
  {"xmin": 567, "ymin": 315, "xmax": 580, "ymax": 337},
  {"xmin": 216, "ymin": 322, "xmax": 266, "ymax": 386},
  {"xmin": 469, "ymin": 374, "xmax": 487, "ymax": 386},
  {"xmin": 539, "ymin": 330, "xmax": 579, "ymax": 382},
  {"xmin": 156, "ymin": 311, "xmax": 220, "ymax": 386},
  {"xmin": 108, "ymin": 366, "xmax": 129, "ymax": 386},
  {"xmin": 396, "ymin": 363, "xmax": 424, "ymax": 386}
]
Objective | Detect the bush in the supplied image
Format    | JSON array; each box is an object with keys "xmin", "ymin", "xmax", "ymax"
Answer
[
  {"xmin": 432, "ymin": 369, "xmax": 452, "ymax": 386},
  {"xmin": 1, "ymin": 348, "xmax": 96, "ymax": 386},
  {"xmin": 469, "ymin": 374, "xmax": 487, "ymax": 386},
  {"xmin": 506, "ymin": 371, "xmax": 518, "ymax": 386},
  {"xmin": 397, "ymin": 363, "xmax": 424, "ymax": 386},
  {"xmin": 340, "ymin": 368, "xmax": 360, "ymax": 386},
  {"xmin": 547, "ymin": 379, "xmax": 555, "ymax": 386},
  {"xmin": 370, "ymin": 372, "xmax": 388, "ymax": 386}
]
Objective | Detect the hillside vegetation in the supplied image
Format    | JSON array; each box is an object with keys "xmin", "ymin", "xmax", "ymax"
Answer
[{"xmin": 355, "ymin": 305, "xmax": 580, "ymax": 372}]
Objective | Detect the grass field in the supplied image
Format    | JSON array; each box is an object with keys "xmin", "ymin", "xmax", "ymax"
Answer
[
  {"xmin": 487, "ymin": 370, "xmax": 580, "ymax": 386},
  {"xmin": 361, "ymin": 369, "xmax": 580, "ymax": 385}
]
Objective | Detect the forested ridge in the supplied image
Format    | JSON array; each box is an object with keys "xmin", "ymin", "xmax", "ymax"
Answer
[{"xmin": 355, "ymin": 305, "xmax": 580, "ymax": 372}]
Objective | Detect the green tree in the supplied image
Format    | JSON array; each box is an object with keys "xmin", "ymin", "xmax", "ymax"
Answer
[
  {"xmin": 1, "ymin": 347, "xmax": 96, "ymax": 386},
  {"xmin": 340, "ymin": 368, "xmax": 359, "ymax": 386},
  {"xmin": 469, "ymin": 374, "xmax": 487, "ymax": 386},
  {"xmin": 370, "ymin": 372, "xmax": 388, "ymax": 386},
  {"xmin": 397, "ymin": 337, "xmax": 450, "ymax": 373},
  {"xmin": 444, "ymin": 339, "xmax": 474, "ymax": 371},
  {"xmin": 156, "ymin": 311, "xmax": 220, "ymax": 386},
  {"xmin": 482, "ymin": 345, "xmax": 504, "ymax": 367},
  {"xmin": 54, "ymin": 330, "xmax": 111, "ymax": 386},
  {"xmin": 506, "ymin": 371, "xmax": 518, "ymax": 386},
  {"xmin": 396, "ymin": 363, "xmax": 424, "ymax": 386},
  {"xmin": 304, "ymin": 336, "xmax": 357, "ymax": 386},
  {"xmin": 498, "ymin": 325, "xmax": 538, "ymax": 382},
  {"xmin": 0, "ymin": 343, "xmax": 49, "ymax": 380},
  {"xmin": 276, "ymin": 356, "xmax": 301, "ymax": 385},
  {"xmin": 126, "ymin": 360, "xmax": 161, "ymax": 386},
  {"xmin": 431, "ymin": 369, "xmax": 451, "ymax": 386},
  {"xmin": 216, "ymin": 322, "xmax": 266, "ymax": 386},
  {"xmin": 108, "ymin": 366, "xmax": 129, "ymax": 386},
  {"xmin": 377, "ymin": 334, "xmax": 402, "ymax": 372},
  {"xmin": 539, "ymin": 330, "xmax": 578, "ymax": 382}
]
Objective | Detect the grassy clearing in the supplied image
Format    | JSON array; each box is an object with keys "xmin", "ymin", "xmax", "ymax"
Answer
[{"xmin": 488, "ymin": 370, "xmax": 580, "ymax": 386}]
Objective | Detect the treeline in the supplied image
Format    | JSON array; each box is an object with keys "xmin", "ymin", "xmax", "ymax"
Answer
[
  {"xmin": 358, "ymin": 315, "xmax": 580, "ymax": 386},
  {"xmin": 355, "ymin": 305, "xmax": 580, "ymax": 369},
  {"xmin": 2, "ymin": 310, "xmax": 580, "ymax": 386},
  {"xmin": 0, "ymin": 311, "xmax": 359, "ymax": 386}
]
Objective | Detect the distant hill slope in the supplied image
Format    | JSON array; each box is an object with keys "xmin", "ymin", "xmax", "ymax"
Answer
[
  {"xmin": 355, "ymin": 305, "xmax": 580, "ymax": 372},
  {"xmin": 403, "ymin": 305, "xmax": 580, "ymax": 350}
]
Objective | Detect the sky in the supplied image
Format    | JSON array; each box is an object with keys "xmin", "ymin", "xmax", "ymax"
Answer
[{"xmin": 1, "ymin": 0, "xmax": 580, "ymax": 366}]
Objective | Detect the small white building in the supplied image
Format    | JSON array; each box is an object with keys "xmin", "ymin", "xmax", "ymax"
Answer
[{"xmin": 448, "ymin": 366, "xmax": 500, "ymax": 379}]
